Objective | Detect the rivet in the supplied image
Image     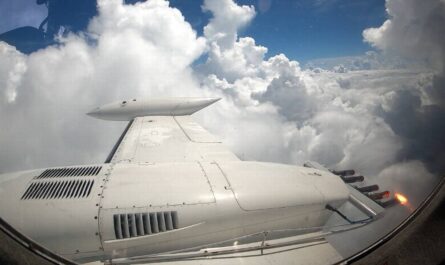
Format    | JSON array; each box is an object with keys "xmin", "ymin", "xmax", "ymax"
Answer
[{"xmin": 94, "ymin": 216, "xmax": 98, "ymax": 219}]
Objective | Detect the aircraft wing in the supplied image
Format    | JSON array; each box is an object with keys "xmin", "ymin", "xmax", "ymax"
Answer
[{"xmin": 88, "ymin": 98, "xmax": 240, "ymax": 164}]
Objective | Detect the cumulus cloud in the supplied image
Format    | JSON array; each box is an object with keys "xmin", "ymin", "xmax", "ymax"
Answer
[
  {"xmin": 305, "ymin": 51, "xmax": 429, "ymax": 72},
  {"xmin": 0, "ymin": 44, "xmax": 27, "ymax": 103},
  {"xmin": 363, "ymin": 0, "xmax": 445, "ymax": 174},
  {"xmin": 363, "ymin": 0, "xmax": 445, "ymax": 70},
  {"xmin": 202, "ymin": 0, "xmax": 255, "ymax": 49}
]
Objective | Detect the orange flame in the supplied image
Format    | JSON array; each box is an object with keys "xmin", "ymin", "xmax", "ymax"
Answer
[{"xmin": 395, "ymin": 192, "xmax": 408, "ymax": 205}]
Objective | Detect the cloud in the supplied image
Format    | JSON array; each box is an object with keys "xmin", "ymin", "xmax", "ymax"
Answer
[
  {"xmin": 196, "ymin": 12, "xmax": 418, "ymax": 178},
  {"xmin": 202, "ymin": 0, "xmax": 255, "ymax": 49},
  {"xmin": 305, "ymin": 51, "xmax": 429, "ymax": 72},
  {"xmin": 363, "ymin": 0, "xmax": 445, "ymax": 174},
  {"xmin": 0, "ymin": 44, "xmax": 27, "ymax": 103},
  {"xmin": 363, "ymin": 0, "xmax": 445, "ymax": 70}
]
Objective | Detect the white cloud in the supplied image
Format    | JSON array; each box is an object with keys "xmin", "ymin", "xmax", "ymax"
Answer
[
  {"xmin": 0, "ymin": 44, "xmax": 26, "ymax": 103},
  {"xmin": 363, "ymin": 0, "xmax": 445, "ymax": 71},
  {"xmin": 202, "ymin": 0, "xmax": 255, "ymax": 49},
  {"xmin": 90, "ymin": 0, "xmax": 205, "ymax": 67},
  {"xmin": 362, "ymin": 0, "xmax": 445, "ymax": 174}
]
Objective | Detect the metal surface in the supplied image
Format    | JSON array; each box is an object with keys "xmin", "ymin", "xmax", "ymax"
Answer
[
  {"xmin": 108, "ymin": 116, "xmax": 239, "ymax": 164},
  {"xmin": 87, "ymin": 98, "xmax": 221, "ymax": 121},
  {"xmin": 217, "ymin": 161, "xmax": 349, "ymax": 211},
  {"xmin": 0, "ymin": 165, "xmax": 107, "ymax": 260},
  {"xmin": 346, "ymin": 185, "xmax": 384, "ymax": 218}
]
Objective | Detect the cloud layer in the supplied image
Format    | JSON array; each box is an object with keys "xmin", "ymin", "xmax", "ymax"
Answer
[
  {"xmin": 0, "ymin": 0, "xmax": 441, "ymax": 208},
  {"xmin": 364, "ymin": 0, "xmax": 445, "ymax": 174}
]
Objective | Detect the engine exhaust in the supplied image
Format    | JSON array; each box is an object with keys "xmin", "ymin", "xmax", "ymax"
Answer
[
  {"xmin": 368, "ymin": 191, "xmax": 390, "ymax": 200},
  {"xmin": 356, "ymin": 184, "xmax": 379, "ymax": 193},
  {"xmin": 342, "ymin": 175, "xmax": 364, "ymax": 183},
  {"xmin": 331, "ymin": 169, "xmax": 355, "ymax": 176}
]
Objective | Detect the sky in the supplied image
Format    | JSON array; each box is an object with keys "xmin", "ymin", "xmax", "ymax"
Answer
[
  {"xmin": 0, "ymin": 0, "xmax": 444, "ymax": 259},
  {"xmin": 0, "ymin": 0, "xmax": 387, "ymax": 62},
  {"xmin": 171, "ymin": 0, "xmax": 387, "ymax": 61}
]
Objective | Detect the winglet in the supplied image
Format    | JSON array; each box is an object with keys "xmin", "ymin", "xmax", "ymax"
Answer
[{"xmin": 87, "ymin": 97, "xmax": 220, "ymax": 121}]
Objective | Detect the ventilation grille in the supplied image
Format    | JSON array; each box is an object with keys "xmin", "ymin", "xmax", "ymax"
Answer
[
  {"xmin": 35, "ymin": 166, "xmax": 102, "ymax": 179},
  {"xmin": 113, "ymin": 212, "xmax": 179, "ymax": 239},
  {"xmin": 21, "ymin": 180, "xmax": 95, "ymax": 200}
]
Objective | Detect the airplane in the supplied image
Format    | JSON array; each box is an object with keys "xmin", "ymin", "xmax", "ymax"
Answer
[{"xmin": 0, "ymin": 97, "xmax": 401, "ymax": 264}]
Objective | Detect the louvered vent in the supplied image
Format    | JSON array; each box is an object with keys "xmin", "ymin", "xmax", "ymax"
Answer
[
  {"xmin": 21, "ymin": 180, "xmax": 95, "ymax": 200},
  {"xmin": 35, "ymin": 166, "xmax": 102, "ymax": 179},
  {"xmin": 113, "ymin": 212, "xmax": 179, "ymax": 239}
]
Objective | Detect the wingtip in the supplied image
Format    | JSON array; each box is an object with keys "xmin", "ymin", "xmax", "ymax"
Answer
[
  {"xmin": 209, "ymin": 97, "xmax": 222, "ymax": 104},
  {"xmin": 86, "ymin": 107, "xmax": 100, "ymax": 119}
]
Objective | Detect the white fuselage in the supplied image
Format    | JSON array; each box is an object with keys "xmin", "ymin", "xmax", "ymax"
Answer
[{"xmin": 0, "ymin": 161, "xmax": 349, "ymax": 263}]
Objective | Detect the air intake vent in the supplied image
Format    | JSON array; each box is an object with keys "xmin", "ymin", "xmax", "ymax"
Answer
[
  {"xmin": 21, "ymin": 180, "xmax": 95, "ymax": 200},
  {"xmin": 35, "ymin": 166, "xmax": 102, "ymax": 179},
  {"xmin": 113, "ymin": 211, "xmax": 179, "ymax": 239}
]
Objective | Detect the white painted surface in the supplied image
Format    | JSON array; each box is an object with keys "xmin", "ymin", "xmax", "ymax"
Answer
[
  {"xmin": 101, "ymin": 162, "xmax": 216, "ymax": 209},
  {"xmin": 218, "ymin": 161, "xmax": 349, "ymax": 211},
  {"xmin": 0, "ymin": 165, "xmax": 106, "ymax": 256},
  {"xmin": 109, "ymin": 116, "xmax": 239, "ymax": 164},
  {"xmin": 87, "ymin": 98, "xmax": 221, "ymax": 121}
]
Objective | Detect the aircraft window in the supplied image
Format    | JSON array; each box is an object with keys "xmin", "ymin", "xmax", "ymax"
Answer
[{"xmin": 0, "ymin": 0, "xmax": 443, "ymax": 264}]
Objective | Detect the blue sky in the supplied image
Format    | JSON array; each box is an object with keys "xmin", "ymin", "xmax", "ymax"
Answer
[
  {"xmin": 171, "ymin": 0, "xmax": 387, "ymax": 62},
  {"xmin": 0, "ymin": 0, "xmax": 386, "ymax": 62}
]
